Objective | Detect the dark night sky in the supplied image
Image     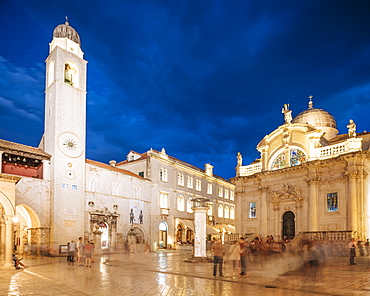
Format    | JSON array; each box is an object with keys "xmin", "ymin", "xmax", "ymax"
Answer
[{"xmin": 1, "ymin": 0, "xmax": 370, "ymax": 179}]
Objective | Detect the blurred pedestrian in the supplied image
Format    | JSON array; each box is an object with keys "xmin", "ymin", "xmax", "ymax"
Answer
[
  {"xmin": 77, "ymin": 237, "xmax": 84, "ymax": 266},
  {"xmin": 349, "ymin": 238, "xmax": 356, "ymax": 265},
  {"xmin": 227, "ymin": 241, "xmax": 240, "ymax": 277},
  {"xmin": 84, "ymin": 241, "xmax": 93, "ymax": 267},
  {"xmin": 90, "ymin": 240, "xmax": 95, "ymax": 263},
  {"xmin": 144, "ymin": 242, "xmax": 150, "ymax": 258},
  {"xmin": 239, "ymin": 237, "xmax": 249, "ymax": 277},
  {"xmin": 211, "ymin": 239, "xmax": 225, "ymax": 277},
  {"xmin": 68, "ymin": 240, "xmax": 76, "ymax": 262}
]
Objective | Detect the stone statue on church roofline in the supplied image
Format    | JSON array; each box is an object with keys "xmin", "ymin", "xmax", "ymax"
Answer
[
  {"xmin": 236, "ymin": 152, "xmax": 243, "ymax": 167},
  {"xmin": 282, "ymin": 103, "xmax": 292, "ymax": 124},
  {"xmin": 347, "ymin": 119, "xmax": 356, "ymax": 137}
]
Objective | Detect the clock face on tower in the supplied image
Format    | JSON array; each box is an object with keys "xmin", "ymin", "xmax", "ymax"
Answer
[{"xmin": 58, "ymin": 132, "xmax": 83, "ymax": 158}]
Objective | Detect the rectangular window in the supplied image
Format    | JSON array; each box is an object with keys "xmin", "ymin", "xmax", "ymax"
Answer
[
  {"xmin": 62, "ymin": 183, "xmax": 68, "ymax": 188},
  {"xmin": 207, "ymin": 202, "xmax": 213, "ymax": 216},
  {"xmin": 178, "ymin": 173, "xmax": 184, "ymax": 186},
  {"xmin": 159, "ymin": 192, "xmax": 168, "ymax": 208},
  {"xmin": 224, "ymin": 189, "xmax": 229, "ymax": 199},
  {"xmin": 207, "ymin": 184, "xmax": 212, "ymax": 194},
  {"xmin": 72, "ymin": 185, "xmax": 77, "ymax": 190},
  {"xmin": 230, "ymin": 191, "xmax": 235, "ymax": 201},
  {"xmin": 138, "ymin": 171, "xmax": 144, "ymax": 177},
  {"xmin": 218, "ymin": 187, "xmax": 223, "ymax": 197},
  {"xmin": 249, "ymin": 202, "xmax": 256, "ymax": 218},
  {"xmin": 187, "ymin": 176, "xmax": 193, "ymax": 189},
  {"xmin": 160, "ymin": 168, "xmax": 168, "ymax": 182},
  {"xmin": 195, "ymin": 179, "xmax": 201, "ymax": 191},
  {"xmin": 327, "ymin": 192, "xmax": 338, "ymax": 212},
  {"xmin": 187, "ymin": 198, "xmax": 193, "ymax": 213}
]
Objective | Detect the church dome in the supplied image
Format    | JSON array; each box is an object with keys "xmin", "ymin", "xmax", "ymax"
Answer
[
  {"xmin": 292, "ymin": 99, "xmax": 338, "ymax": 139},
  {"xmin": 53, "ymin": 22, "xmax": 81, "ymax": 45}
]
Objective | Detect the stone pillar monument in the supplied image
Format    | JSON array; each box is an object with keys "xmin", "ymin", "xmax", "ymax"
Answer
[{"xmin": 191, "ymin": 198, "xmax": 209, "ymax": 258}]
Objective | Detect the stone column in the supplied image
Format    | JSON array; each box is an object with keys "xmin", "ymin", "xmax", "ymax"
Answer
[
  {"xmin": 3, "ymin": 216, "xmax": 14, "ymax": 269},
  {"xmin": 307, "ymin": 177, "xmax": 320, "ymax": 231},
  {"xmin": 192, "ymin": 206, "xmax": 208, "ymax": 258},
  {"xmin": 260, "ymin": 186, "xmax": 268, "ymax": 236},
  {"xmin": 346, "ymin": 171, "xmax": 358, "ymax": 233},
  {"xmin": 0, "ymin": 222, "xmax": 5, "ymax": 258},
  {"xmin": 273, "ymin": 207, "xmax": 280, "ymax": 239}
]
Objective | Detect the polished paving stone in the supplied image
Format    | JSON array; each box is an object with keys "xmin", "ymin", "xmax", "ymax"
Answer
[{"xmin": 1, "ymin": 251, "xmax": 370, "ymax": 295}]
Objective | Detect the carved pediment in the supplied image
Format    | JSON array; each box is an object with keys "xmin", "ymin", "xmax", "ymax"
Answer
[{"xmin": 271, "ymin": 183, "xmax": 303, "ymax": 208}]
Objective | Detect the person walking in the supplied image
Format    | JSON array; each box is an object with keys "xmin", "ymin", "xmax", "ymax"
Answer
[
  {"xmin": 144, "ymin": 242, "xmax": 150, "ymax": 258},
  {"xmin": 77, "ymin": 237, "xmax": 84, "ymax": 266},
  {"xmin": 349, "ymin": 238, "xmax": 356, "ymax": 265},
  {"xmin": 211, "ymin": 239, "xmax": 225, "ymax": 277},
  {"xmin": 239, "ymin": 237, "xmax": 249, "ymax": 277},
  {"xmin": 68, "ymin": 240, "xmax": 76, "ymax": 262},
  {"xmin": 227, "ymin": 241, "xmax": 241, "ymax": 277},
  {"xmin": 84, "ymin": 241, "xmax": 93, "ymax": 267}
]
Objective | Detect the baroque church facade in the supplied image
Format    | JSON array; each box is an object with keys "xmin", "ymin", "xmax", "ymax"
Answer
[
  {"xmin": 233, "ymin": 99, "xmax": 370, "ymax": 242},
  {"xmin": 0, "ymin": 22, "xmax": 235, "ymax": 267}
]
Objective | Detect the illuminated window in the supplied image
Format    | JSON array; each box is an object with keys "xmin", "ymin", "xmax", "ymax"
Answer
[
  {"xmin": 249, "ymin": 202, "xmax": 256, "ymax": 218},
  {"xmin": 187, "ymin": 198, "xmax": 193, "ymax": 213},
  {"xmin": 327, "ymin": 192, "xmax": 338, "ymax": 212},
  {"xmin": 178, "ymin": 173, "xmax": 184, "ymax": 186},
  {"xmin": 177, "ymin": 196, "xmax": 185, "ymax": 211},
  {"xmin": 187, "ymin": 176, "xmax": 193, "ymax": 189},
  {"xmin": 195, "ymin": 179, "xmax": 201, "ymax": 191},
  {"xmin": 230, "ymin": 191, "xmax": 235, "ymax": 201},
  {"xmin": 224, "ymin": 206, "xmax": 229, "ymax": 219},
  {"xmin": 207, "ymin": 184, "xmax": 212, "ymax": 194},
  {"xmin": 290, "ymin": 149, "xmax": 306, "ymax": 167},
  {"xmin": 159, "ymin": 192, "xmax": 168, "ymax": 208},
  {"xmin": 230, "ymin": 207, "xmax": 235, "ymax": 219},
  {"xmin": 218, "ymin": 204, "xmax": 224, "ymax": 218},
  {"xmin": 218, "ymin": 187, "xmax": 223, "ymax": 197},
  {"xmin": 160, "ymin": 168, "xmax": 168, "ymax": 182},
  {"xmin": 270, "ymin": 152, "xmax": 287, "ymax": 170},
  {"xmin": 207, "ymin": 203, "xmax": 213, "ymax": 216},
  {"xmin": 224, "ymin": 189, "xmax": 229, "ymax": 199}
]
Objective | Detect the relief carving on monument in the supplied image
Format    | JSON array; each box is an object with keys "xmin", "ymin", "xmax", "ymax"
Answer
[{"xmin": 270, "ymin": 183, "xmax": 303, "ymax": 209}]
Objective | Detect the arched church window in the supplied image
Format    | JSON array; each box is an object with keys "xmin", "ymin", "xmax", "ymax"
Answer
[
  {"xmin": 64, "ymin": 62, "xmax": 78, "ymax": 87},
  {"xmin": 290, "ymin": 149, "xmax": 306, "ymax": 167},
  {"xmin": 270, "ymin": 152, "xmax": 287, "ymax": 170},
  {"xmin": 48, "ymin": 61, "xmax": 55, "ymax": 87}
]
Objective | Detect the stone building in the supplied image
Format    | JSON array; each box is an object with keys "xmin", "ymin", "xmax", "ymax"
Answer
[
  {"xmin": 232, "ymin": 99, "xmax": 370, "ymax": 243},
  {"xmin": 0, "ymin": 22, "xmax": 152, "ymax": 267},
  {"xmin": 0, "ymin": 21, "xmax": 236, "ymax": 267},
  {"xmin": 118, "ymin": 148, "xmax": 236, "ymax": 249}
]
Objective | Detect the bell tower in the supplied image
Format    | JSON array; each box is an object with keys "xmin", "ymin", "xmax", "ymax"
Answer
[{"xmin": 43, "ymin": 21, "xmax": 87, "ymax": 245}]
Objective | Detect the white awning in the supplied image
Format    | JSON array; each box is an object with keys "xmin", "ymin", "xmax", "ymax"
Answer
[
  {"xmin": 178, "ymin": 219, "xmax": 194, "ymax": 231},
  {"xmin": 206, "ymin": 225, "xmax": 220, "ymax": 235},
  {"xmin": 178, "ymin": 219, "xmax": 220, "ymax": 235},
  {"xmin": 216, "ymin": 224, "xmax": 236, "ymax": 233}
]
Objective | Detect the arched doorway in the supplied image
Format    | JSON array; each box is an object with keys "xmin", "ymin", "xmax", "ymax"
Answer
[
  {"xmin": 282, "ymin": 211, "xmax": 295, "ymax": 240},
  {"xmin": 176, "ymin": 224, "xmax": 183, "ymax": 243},
  {"xmin": 158, "ymin": 222, "xmax": 167, "ymax": 249},
  {"xmin": 99, "ymin": 222, "xmax": 109, "ymax": 249}
]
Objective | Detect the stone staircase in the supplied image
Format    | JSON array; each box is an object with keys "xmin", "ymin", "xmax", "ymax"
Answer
[{"xmin": 287, "ymin": 230, "xmax": 353, "ymax": 257}]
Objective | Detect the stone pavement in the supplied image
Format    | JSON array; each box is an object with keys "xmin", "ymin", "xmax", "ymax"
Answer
[{"xmin": 1, "ymin": 250, "xmax": 370, "ymax": 296}]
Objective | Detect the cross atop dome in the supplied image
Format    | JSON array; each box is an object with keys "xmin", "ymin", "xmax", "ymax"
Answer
[{"xmin": 308, "ymin": 95, "xmax": 313, "ymax": 109}]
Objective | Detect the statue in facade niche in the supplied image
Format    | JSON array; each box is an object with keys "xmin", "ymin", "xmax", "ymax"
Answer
[
  {"xmin": 236, "ymin": 152, "xmax": 243, "ymax": 166},
  {"xmin": 347, "ymin": 119, "xmax": 356, "ymax": 137},
  {"xmin": 282, "ymin": 104, "xmax": 292, "ymax": 124}
]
